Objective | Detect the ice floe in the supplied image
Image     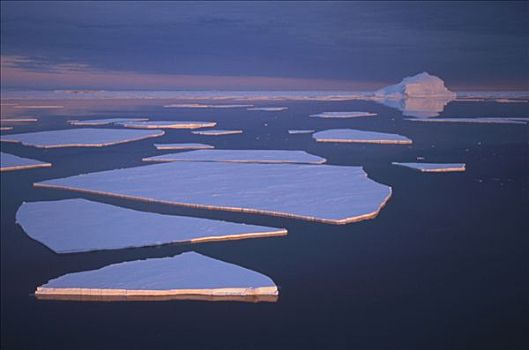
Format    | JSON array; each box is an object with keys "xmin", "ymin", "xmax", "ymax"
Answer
[
  {"xmin": 1, "ymin": 117, "xmax": 38, "ymax": 123},
  {"xmin": 247, "ymin": 107, "xmax": 288, "ymax": 111},
  {"xmin": 192, "ymin": 129, "xmax": 243, "ymax": 136},
  {"xmin": 310, "ymin": 112, "xmax": 376, "ymax": 118},
  {"xmin": 13, "ymin": 105, "xmax": 64, "ymax": 109},
  {"xmin": 1, "ymin": 128, "xmax": 164, "ymax": 148},
  {"xmin": 288, "ymin": 130, "xmax": 315, "ymax": 134},
  {"xmin": 142, "ymin": 150, "xmax": 326, "ymax": 164},
  {"xmin": 118, "ymin": 121, "xmax": 216, "ymax": 129},
  {"xmin": 154, "ymin": 143, "xmax": 214, "ymax": 150},
  {"xmin": 35, "ymin": 162, "xmax": 392, "ymax": 224},
  {"xmin": 68, "ymin": 118, "xmax": 149, "ymax": 126},
  {"xmin": 406, "ymin": 117, "xmax": 528, "ymax": 125},
  {"xmin": 0, "ymin": 127, "xmax": 13, "ymax": 131},
  {"xmin": 17, "ymin": 199, "xmax": 286, "ymax": 253},
  {"xmin": 313, "ymin": 129, "xmax": 412, "ymax": 144},
  {"xmin": 164, "ymin": 104, "xmax": 253, "ymax": 109},
  {"xmin": 392, "ymin": 162, "xmax": 466, "ymax": 173},
  {"xmin": 1, "ymin": 152, "xmax": 51, "ymax": 172},
  {"xmin": 35, "ymin": 252, "xmax": 278, "ymax": 302}
]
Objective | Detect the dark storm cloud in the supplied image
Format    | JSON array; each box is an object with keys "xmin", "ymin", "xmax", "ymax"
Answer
[{"xmin": 1, "ymin": 1, "xmax": 527, "ymax": 89}]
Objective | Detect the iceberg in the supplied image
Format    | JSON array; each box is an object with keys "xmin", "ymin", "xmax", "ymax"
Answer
[
  {"xmin": 0, "ymin": 128, "xmax": 164, "ymax": 148},
  {"xmin": 154, "ymin": 143, "xmax": 214, "ymax": 150},
  {"xmin": 392, "ymin": 162, "xmax": 466, "ymax": 173},
  {"xmin": 1, "ymin": 152, "xmax": 51, "ymax": 172},
  {"xmin": 192, "ymin": 129, "xmax": 243, "ymax": 136},
  {"xmin": 313, "ymin": 129, "xmax": 412, "ymax": 144},
  {"xmin": 35, "ymin": 252, "xmax": 279, "ymax": 302},
  {"xmin": 17, "ymin": 199, "xmax": 286, "ymax": 253},
  {"xmin": 310, "ymin": 112, "xmax": 376, "ymax": 118},
  {"xmin": 34, "ymin": 161, "xmax": 392, "ymax": 225},
  {"xmin": 374, "ymin": 72, "xmax": 456, "ymax": 117},
  {"xmin": 142, "ymin": 149, "xmax": 326, "ymax": 164}
]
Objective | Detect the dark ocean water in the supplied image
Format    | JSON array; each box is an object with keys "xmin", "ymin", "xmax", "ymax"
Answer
[{"xmin": 1, "ymin": 98, "xmax": 528, "ymax": 349}]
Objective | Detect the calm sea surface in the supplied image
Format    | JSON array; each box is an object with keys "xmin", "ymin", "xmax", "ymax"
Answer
[{"xmin": 1, "ymin": 97, "xmax": 528, "ymax": 349}]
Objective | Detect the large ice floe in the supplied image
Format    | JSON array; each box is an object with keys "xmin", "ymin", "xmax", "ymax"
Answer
[
  {"xmin": 0, "ymin": 128, "xmax": 164, "ymax": 148},
  {"xmin": 34, "ymin": 162, "xmax": 392, "ymax": 224},
  {"xmin": 392, "ymin": 162, "xmax": 466, "ymax": 173},
  {"xmin": 117, "ymin": 121, "xmax": 216, "ymax": 129},
  {"xmin": 374, "ymin": 72, "xmax": 456, "ymax": 117},
  {"xmin": 192, "ymin": 129, "xmax": 243, "ymax": 136},
  {"xmin": 154, "ymin": 143, "xmax": 214, "ymax": 150},
  {"xmin": 68, "ymin": 118, "xmax": 149, "ymax": 126},
  {"xmin": 310, "ymin": 112, "xmax": 376, "ymax": 118},
  {"xmin": 1, "ymin": 152, "xmax": 51, "ymax": 172},
  {"xmin": 313, "ymin": 129, "xmax": 412, "ymax": 144},
  {"xmin": 35, "ymin": 252, "xmax": 279, "ymax": 302},
  {"xmin": 17, "ymin": 199, "xmax": 286, "ymax": 253},
  {"xmin": 143, "ymin": 150, "xmax": 326, "ymax": 164}
]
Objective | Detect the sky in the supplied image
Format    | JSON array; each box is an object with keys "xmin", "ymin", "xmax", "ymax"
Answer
[{"xmin": 1, "ymin": 1, "xmax": 528, "ymax": 91}]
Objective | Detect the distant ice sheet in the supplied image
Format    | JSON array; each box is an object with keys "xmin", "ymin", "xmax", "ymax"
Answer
[
  {"xmin": 35, "ymin": 161, "xmax": 392, "ymax": 224},
  {"xmin": 35, "ymin": 252, "xmax": 279, "ymax": 302},
  {"xmin": 392, "ymin": 162, "xmax": 466, "ymax": 172},
  {"xmin": 164, "ymin": 104, "xmax": 253, "ymax": 108},
  {"xmin": 313, "ymin": 129, "xmax": 412, "ymax": 144},
  {"xmin": 192, "ymin": 129, "xmax": 243, "ymax": 136},
  {"xmin": 17, "ymin": 199, "xmax": 286, "ymax": 253},
  {"xmin": 143, "ymin": 149, "xmax": 326, "ymax": 164},
  {"xmin": 0, "ymin": 128, "xmax": 164, "ymax": 148},
  {"xmin": 1, "ymin": 152, "xmax": 51, "ymax": 172},
  {"xmin": 154, "ymin": 143, "xmax": 214, "ymax": 150},
  {"xmin": 310, "ymin": 112, "xmax": 376, "ymax": 118},
  {"xmin": 68, "ymin": 118, "xmax": 149, "ymax": 126},
  {"xmin": 118, "ymin": 121, "xmax": 216, "ymax": 129}
]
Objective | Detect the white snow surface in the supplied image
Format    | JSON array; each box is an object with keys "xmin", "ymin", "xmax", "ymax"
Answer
[
  {"xmin": 143, "ymin": 149, "xmax": 326, "ymax": 164},
  {"xmin": 38, "ymin": 252, "xmax": 277, "ymax": 290},
  {"xmin": 16, "ymin": 199, "xmax": 286, "ymax": 253},
  {"xmin": 35, "ymin": 161, "xmax": 392, "ymax": 224}
]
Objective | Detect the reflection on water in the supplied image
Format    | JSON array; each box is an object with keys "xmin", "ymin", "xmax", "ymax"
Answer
[{"xmin": 374, "ymin": 96, "xmax": 455, "ymax": 118}]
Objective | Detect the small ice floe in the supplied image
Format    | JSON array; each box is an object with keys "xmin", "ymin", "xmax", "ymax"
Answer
[
  {"xmin": 310, "ymin": 112, "xmax": 376, "ymax": 118},
  {"xmin": 1, "ymin": 152, "xmax": 51, "ymax": 172},
  {"xmin": 154, "ymin": 143, "xmax": 214, "ymax": 150},
  {"xmin": 405, "ymin": 117, "xmax": 527, "ymax": 125},
  {"xmin": 247, "ymin": 107, "xmax": 288, "ymax": 111},
  {"xmin": 13, "ymin": 105, "xmax": 64, "ymax": 109},
  {"xmin": 392, "ymin": 162, "xmax": 466, "ymax": 173},
  {"xmin": 142, "ymin": 149, "xmax": 326, "ymax": 164},
  {"xmin": 495, "ymin": 99, "xmax": 528, "ymax": 103},
  {"xmin": 17, "ymin": 199, "xmax": 286, "ymax": 253},
  {"xmin": 288, "ymin": 130, "xmax": 315, "ymax": 134},
  {"xmin": 1, "ymin": 128, "xmax": 164, "ymax": 148},
  {"xmin": 164, "ymin": 104, "xmax": 253, "ymax": 109},
  {"xmin": 0, "ymin": 127, "xmax": 13, "ymax": 131},
  {"xmin": 192, "ymin": 129, "xmax": 243, "ymax": 136},
  {"xmin": 68, "ymin": 118, "xmax": 149, "ymax": 126},
  {"xmin": 35, "ymin": 162, "xmax": 392, "ymax": 224},
  {"xmin": 118, "ymin": 121, "xmax": 216, "ymax": 129},
  {"xmin": 313, "ymin": 129, "xmax": 412, "ymax": 144},
  {"xmin": 35, "ymin": 252, "xmax": 279, "ymax": 302},
  {"xmin": 1, "ymin": 117, "xmax": 38, "ymax": 124}
]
